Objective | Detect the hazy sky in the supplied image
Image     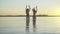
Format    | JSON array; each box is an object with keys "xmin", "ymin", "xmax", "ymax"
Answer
[{"xmin": 0, "ymin": 0, "xmax": 60, "ymax": 15}]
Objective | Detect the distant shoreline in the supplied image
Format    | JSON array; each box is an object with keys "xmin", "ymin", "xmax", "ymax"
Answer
[{"xmin": 0, "ymin": 15, "xmax": 60, "ymax": 17}]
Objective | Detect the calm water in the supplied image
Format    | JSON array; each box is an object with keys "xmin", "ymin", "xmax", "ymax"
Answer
[{"xmin": 0, "ymin": 17, "xmax": 60, "ymax": 34}]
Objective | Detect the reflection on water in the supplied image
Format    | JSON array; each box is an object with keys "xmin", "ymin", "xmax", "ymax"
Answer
[
  {"xmin": 26, "ymin": 16, "xmax": 30, "ymax": 32},
  {"xmin": 26, "ymin": 14, "xmax": 37, "ymax": 32},
  {"xmin": 26, "ymin": 27, "xmax": 29, "ymax": 32},
  {"xmin": 33, "ymin": 15, "xmax": 36, "ymax": 32},
  {"xmin": 0, "ymin": 17, "xmax": 60, "ymax": 34}
]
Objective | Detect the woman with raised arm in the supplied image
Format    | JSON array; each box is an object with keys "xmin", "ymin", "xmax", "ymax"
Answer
[
  {"xmin": 25, "ymin": 5, "xmax": 31, "ymax": 32},
  {"xmin": 32, "ymin": 6, "xmax": 37, "ymax": 32},
  {"xmin": 26, "ymin": 5, "xmax": 31, "ymax": 15}
]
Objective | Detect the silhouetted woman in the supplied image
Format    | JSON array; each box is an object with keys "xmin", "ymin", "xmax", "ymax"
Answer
[
  {"xmin": 32, "ymin": 6, "xmax": 37, "ymax": 32},
  {"xmin": 25, "ymin": 5, "xmax": 31, "ymax": 32}
]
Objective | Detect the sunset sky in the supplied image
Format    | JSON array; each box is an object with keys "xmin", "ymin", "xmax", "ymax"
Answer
[{"xmin": 0, "ymin": 0, "xmax": 60, "ymax": 15}]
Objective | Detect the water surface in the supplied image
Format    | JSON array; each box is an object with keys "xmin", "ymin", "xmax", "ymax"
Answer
[{"xmin": 0, "ymin": 17, "xmax": 60, "ymax": 34}]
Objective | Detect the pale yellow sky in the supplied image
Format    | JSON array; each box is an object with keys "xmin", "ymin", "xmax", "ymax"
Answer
[{"xmin": 0, "ymin": 0, "xmax": 60, "ymax": 15}]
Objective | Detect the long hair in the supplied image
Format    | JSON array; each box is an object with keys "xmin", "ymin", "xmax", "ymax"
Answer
[
  {"xmin": 32, "ymin": 6, "xmax": 37, "ymax": 15},
  {"xmin": 25, "ymin": 5, "xmax": 31, "ymax": 15}
]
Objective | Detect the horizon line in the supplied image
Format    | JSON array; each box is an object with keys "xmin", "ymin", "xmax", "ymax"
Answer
[{"xmin": 0, "ymin": 15, "xmax": 60, "ymax": 17}]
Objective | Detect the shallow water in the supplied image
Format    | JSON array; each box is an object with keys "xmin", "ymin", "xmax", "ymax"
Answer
[{"xmin": 0, "ymin": 17, "xmax": 60, "ymax": 34}]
